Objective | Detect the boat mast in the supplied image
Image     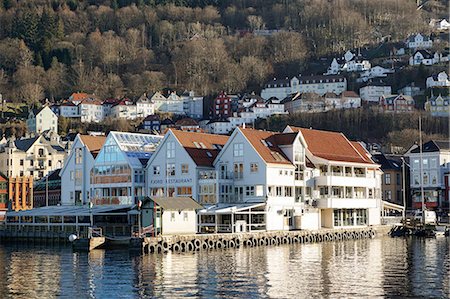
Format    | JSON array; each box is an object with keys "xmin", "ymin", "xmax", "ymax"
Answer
[{"xmin": 418, "ymin": 115, "xmax": 425, "ymax": 224}]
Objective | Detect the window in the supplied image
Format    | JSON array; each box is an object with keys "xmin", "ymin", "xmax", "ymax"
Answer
[
  {"xmin": 413, "ymin": 159, "xmax": 419, "ymax": 169},
  {"xmin": 167, "ymin": 163, "xmax": 175, "ymax": 176},
  {"xmin": 75, "ymin": 148, "xmax": 83, "ymax": 164},
  {"xmin": 285, "ymin": 187, "xmax": 293, "ymax": 197},
  {"xmin": 233, "ymin": 143, "xmax": 244, "ymax": 157},
  {"xmin": 276, "ymin": 186, "xmax": 282, "ymax": 196},
  {"xmin": 423, "ymin": 172, "xmax": 429, "ymax": 185},
  {"xmin": 396, "ymin": 173, "xmax": 401, "ymax": 185},
  {"xmin": 177, "ymin": 186, "xmax": 192, "ymax": 196},
  {"xmin": 385, "ymin": 190, "xmax": 392, "ymax": 200},
  {"xmin": 167, "ymin": 141, "xmax": 175, "ymax": 158},
  {"xmin": 171, "ymin": 212, "xmax": 175, "ymax": 222},
  {"xmin": 153, "ymin": 166, "xmax": 160, "ymax": 175},
  {"xmin": 20, "ymin": 159, "xmax": 24, "ymax": 166},
  {"xmin": 183, "ymin": 212, "xmax": 188, "ymax": 221},
  {"xmin": 48, "ymin": 160, "xmax": 52, "ymax": 167},
  {"xmin": 181, "ymin": 164, "xmax": 189, "ymax": 174},
  {"xmin": 234, "ymin": 163, "xmax": 243, "ymax": 179},
  {"xmin": 430, "ymin": 158, "xmax": 437, "ymax": 168},
  {"xmin": 250, "ymin": 163, "xmax": 258, "ymax": 173},
  {"xmin": 385, "ymin": 173, "xmax": 391, "ymax": 185},
  {"xmin": 245, "ymin": 186, "xmax": 255, "ymax": 196}
]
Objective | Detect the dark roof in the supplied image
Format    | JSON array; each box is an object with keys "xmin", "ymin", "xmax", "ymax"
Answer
[
  {"xmin": 51, "ymin": 145, "xmax": 65, "ymax": 152},
  {"xmin": 143, "ymin": 114, "xmax": 160, "ymax": 122},
  {"xmin": 410, "ymin": 140, "xmax": 450, "ymax": 153},
  {"xmin": 414, "ymin": 49, "xmax": 433, "ymax": 59},
  {"xmin": 34, "ymin": 169, "xmax": 62, "ymax": 191},
  {"xmin": 372, "ymin": 154, "xmax": 402, "ymax": 170},
  {"xmin": 14, "ymin": 136, "xmax": 40, "ymax": 151},
  {"xmin": 149, "ymin": 197, "xmax": 203, "ymax": 210},
  {"xmin": 161, "ymin": 118, "xmax": 174, "ymax": 125}
]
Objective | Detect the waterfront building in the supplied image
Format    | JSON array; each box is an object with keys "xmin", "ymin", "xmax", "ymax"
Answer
[
  {"xmin": 146, "ymin": 129, "xmax": 228, "ymax": 205},
  {"xmin": 0, "ymin": 174, "xmax": 8, "ymax": 220},
  {"xmin": 26, "ymin": 106, "xmax": 58, "ymax": 135},
  {"xmin": 405, "ymin": 140, "xmax": 450, "ymax": 212},
  {"xmin": 0, "ymin": 134, "xmax": 66, "ymax": 180},
  {"xmin": 198, "ymin": 126, "xmax": 382, "ymax": 232},
  {"xmin": 90, "ymin": 132, "xmax": 162, "ymax": 205},
  {"xmin": 33, "ymin": 169, "xmax": 61, "ymax": 208},
  {"xmin": 372, "ymin": 153, "xmax": 407, "ymax": 208},
  {"xmin": 60, "ymin": 134, "xmax": 106, "ymax": 206},
  {"xmin": 142, "ymin": 197, "xmax": 203, "ymax": 235},
  {"xmin": 261, "ymin": 75, "xmax": 347, "ymax": 100},
  {"xmin": 8, "ymin": 176, "xmax": 33, "ymax": 211}
]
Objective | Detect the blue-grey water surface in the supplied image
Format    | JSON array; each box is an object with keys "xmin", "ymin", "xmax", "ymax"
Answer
[{"xmin": 0, "ymin": 236, "xmax": 448, "ymax": 298}]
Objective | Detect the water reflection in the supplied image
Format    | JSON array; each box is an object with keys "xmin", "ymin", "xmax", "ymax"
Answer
[{"xmin": 0, "ymin": 237, "xmax": 448, "ymax": 298}]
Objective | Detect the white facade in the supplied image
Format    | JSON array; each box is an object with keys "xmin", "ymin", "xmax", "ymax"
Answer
[
  {"xmin": 199, "ymin": 126, "xmax": 382, "ymax": 232},
  {"xmin": 79, "ymin": 100, "xmax": 106, "ymax": 123},
  {"xmin": 146, "ymin": 130, "xmax": 228, "ymax": 205},
  {"xmin": 261, "ymin": 75, "xmax": 347, "ymax": 100},
  {"xmin": 406, "ymin": 33, "xmax": 433, "ymax": 49},
  {"xmin": 60, "ymin": 135, "xmax": 105, "ymax": 206},
  {"xmin": 59, "ymin": 103, "xmax": 79, "ymax": 118},
  {"xmin": 181, "ymin": 91, "xmax": 204, "ymax": 119},
  {"xmin": 26, "ymin": 106, "xmax": 58, "ymax": 135},
  {"xmin": 429, "ymin": 19, "xmax": 450, "ymax": 31},
  {"xmin": 426, "ymin": 72, "xmax": 450, "ymax": 88},
  {"xmin": 153, "ymin": 92, "xmax": 184, "ymax": 115},
  {"xmin": 405, "ymin": 141, "xmax": 450, "ymax": 210},
  {"xmin": 359, "ymin": 66, "xmax": 394, "ymax": 82},
  {"xmin": 409, "ymin": 51, "xmax": 443, "ymax": 66},
  {"xmin": 359, "ymin": 84, "xmax": 392, "ymax": 102},
  {"xmin": 0, "ymin": 134, "xmax": 66, "ymax": 180}
]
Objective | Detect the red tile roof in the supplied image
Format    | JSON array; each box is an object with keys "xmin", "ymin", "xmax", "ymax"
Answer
[
  {"xmin": 341, "ymin": 91, "xmax": 360, "ymax": 98},
  {"xmin": 239, "ymin": 128, "xmax": 292, "ymax": 165},
  {"xmin": 171, "ymin": 129, "xmax": 229, "ymax": 167},
  {"xmin": 350, "ymin": 141, "xmax": 375, "ymax": 164},
  {"xmin": 288, "ymin": 126, "xmax": 375, "ymax": 164},
  {"xmin": 70, "ymin": 92, "xmax": 90, "ymax": 101}
]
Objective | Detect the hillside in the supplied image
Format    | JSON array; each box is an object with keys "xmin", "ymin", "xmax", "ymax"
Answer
[{"xmin": 0, "ymin": 0, "xmax": 439, "ymax": 104}]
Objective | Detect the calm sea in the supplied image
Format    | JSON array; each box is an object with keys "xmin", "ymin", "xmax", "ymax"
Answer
[{"xmin": 0, "ymin": 236, "xmax": 448, "ymax": 298}]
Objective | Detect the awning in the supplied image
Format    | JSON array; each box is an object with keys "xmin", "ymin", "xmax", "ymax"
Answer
[
  {"xmin": 381, "ymin": 200, "xmax": 405, "ymax": 212},
  {"xmin": 150, "ymin": 197, "xmax": 203, "ymax": 211},
  {"xmin": 5, "ymin": 205, "xmax": 134, "ymax": 217},
  {"xmin": 198, "ymin": 203, "xmax": 266, "ymax": 214}
]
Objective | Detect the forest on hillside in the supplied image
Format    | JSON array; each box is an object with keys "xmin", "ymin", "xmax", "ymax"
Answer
[{"xmin": 0, "ymin": 0, "xmax": 446, "ymax": 104}]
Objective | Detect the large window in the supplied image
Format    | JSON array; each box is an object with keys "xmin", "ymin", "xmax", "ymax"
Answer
[
  {"xmin": 334, "ymin": 209, "xmax": 367, "ymax": 227},
  {"xmin": 234, "ymin": 163, "xmax": 243, "ymax": 179},
  {"xmin": 167, "ymin": 163, "xmax": 175, "ymax": 176},
  {"xmin": 181, "ymin": 164, "xmax": 189, "ymax": 174},
  {"xmin": 250, "ymin": 163, "xmax": 258, "ymax": 173},
  {"xmin": 233, "ymin": 143, "xmax": 244, "ymax": 157},
  {"xmin": 75, "ymin": 148, "xmax": 83, "ymax": 164},
  {"xmin": 384, "ymin": 173, "xmax": 391, "ymax": 185},
  {"xmin": 167, "ymin": 141, "xmax": 175, "ymax": 158},
  {"xmin": 177, "ymin": 186, "xmax": 192, "ymax": 196},
  {"xmin": 153, "ymin": 166, "xmax": 160, "ymax": 175}
]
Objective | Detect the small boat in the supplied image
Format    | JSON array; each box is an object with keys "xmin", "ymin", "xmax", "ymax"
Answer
[{"xmin": 435, "ymin": 226, "xmax": 447, "ymax": 238}]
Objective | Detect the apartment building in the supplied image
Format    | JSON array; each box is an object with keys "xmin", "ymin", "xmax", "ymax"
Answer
[
  {"xmin": 60, "ymin": 134, "xmax": 106, "ymax": 206},
  {"xmin": 146, "ymin": 129, "xmax": 228, "ymax": 205},
  {"xmin": 198, "ymin": 126, "xmax": 382, "ymax": 232},
  {"xmin": 0, "ymin": 134, "xmax": 66, "ymax": 180}
]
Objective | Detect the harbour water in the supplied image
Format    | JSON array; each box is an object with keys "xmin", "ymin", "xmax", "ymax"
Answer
[{"xmin": 0, "ymin": 236, "xmax": 448, "ymax": 298}]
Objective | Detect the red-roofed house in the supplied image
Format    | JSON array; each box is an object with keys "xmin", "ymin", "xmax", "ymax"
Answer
[
  {"xmin": 146, "ymin": 129, "xmax": 229, "ymax": 206},
  {"xmin": 198, "ymin": 125, "xmax": 382, "ymax": 232}
]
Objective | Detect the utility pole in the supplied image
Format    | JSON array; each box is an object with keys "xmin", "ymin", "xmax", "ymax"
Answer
[
  {"xmin": 401, "ymin": 157, "xmax": 406, "ymax": 220},
  {"xmin": 418, "ymin": 115, "xmax": 425, "ymax": 225}
]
